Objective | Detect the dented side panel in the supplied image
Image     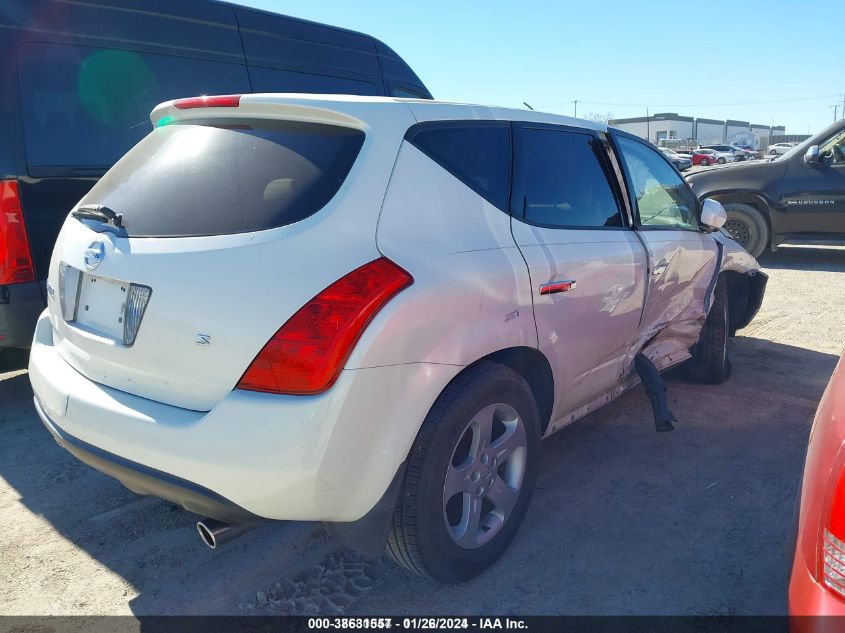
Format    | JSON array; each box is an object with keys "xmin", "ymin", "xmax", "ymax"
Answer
[{"xmin": 627, "ymin": 230, "xmax": 720, "ymax": 373}]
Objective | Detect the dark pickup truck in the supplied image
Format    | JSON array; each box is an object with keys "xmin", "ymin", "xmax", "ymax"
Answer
[{"xmin": 686, "ymin": 119, "xmax": 845, "ymax": 258}]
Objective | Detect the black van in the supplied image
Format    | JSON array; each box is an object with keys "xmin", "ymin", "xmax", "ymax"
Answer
[{"xmin": 0, "ymin": 0, "xmax": 431, "ymax": 351}]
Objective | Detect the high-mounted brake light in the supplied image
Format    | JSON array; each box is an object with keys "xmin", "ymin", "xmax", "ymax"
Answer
[
  {"xmin": 173, "ymin": 95, "xmax": 241, "ymax": 110},
  {"xmin": 821, "ymin": 455, "xmax": 845, "ymax": 599},
  {"xmin": 0, "ymin": 180, "xmax": 35, "ymax": 285},
  {"xmin": 237, "ymin": 257, "xmax": 413, "ymax": 395}
]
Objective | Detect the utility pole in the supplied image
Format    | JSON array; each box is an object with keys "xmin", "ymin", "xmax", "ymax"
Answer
[
  {"xmin": 573, "ymin": 100, "xmax": 578, "ymax": 117},
  {"xmin": 646, "ymin": 107, "xmax": 650, "ymax": 142},
  {"xmin": 834, "ymin": 105, "xmax": 840, "ymax": 123}
]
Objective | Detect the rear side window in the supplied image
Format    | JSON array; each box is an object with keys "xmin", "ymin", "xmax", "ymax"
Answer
[
  {"xmin": 407, "ymin": 124, "xmax": 511, "ymax": 210},
  {"xmin": 17, "ymin": 42, "xmax": 250, "ymax": 175},
  {"xmin": 78, "ymin": 120, "xmax": 364, "ymax": 237},
  {"xmin": 519, "ymin": 128, "xmax": 623, "ymax": 228}
]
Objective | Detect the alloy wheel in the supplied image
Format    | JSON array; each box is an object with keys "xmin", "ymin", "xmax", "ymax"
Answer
[{"xmin": 442, "ymin": 403, "xmax": 527, "ymax": 549}]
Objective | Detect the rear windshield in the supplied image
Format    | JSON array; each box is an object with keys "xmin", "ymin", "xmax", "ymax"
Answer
[{"xmin": 77, "ymin": 120, "xmax": 365, "ymax": 237}]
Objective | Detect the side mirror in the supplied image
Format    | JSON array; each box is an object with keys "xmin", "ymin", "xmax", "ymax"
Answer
[
  {"xmin": 803, "ymin": 145, "xmax": 820, "ymax": 164},
  {"xmin": 700, "ymin": 198, "xmax": 727, "ymax": 231}
]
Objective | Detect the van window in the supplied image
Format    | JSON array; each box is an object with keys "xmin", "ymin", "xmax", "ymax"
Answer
[
  {"xmin": 407, "ymin": 123, "xmax": 511, "ymax": 211},
  {"xmin": 17, "ymin": 42, "xmax": 250, "ymax": 175},
  {"xmin": 519, "ymin": 128, "xmax": 623, "ymax": 228},
  {"xmin": 77, "ymin": 120, "xmax": 365, "ymax": 238},
  {"xmin": 249, "ymin": 66, "xmax": 378, "ymax": 96}
]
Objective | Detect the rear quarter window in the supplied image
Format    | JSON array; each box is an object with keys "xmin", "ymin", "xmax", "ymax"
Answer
[
  {"xmin": 406, "ymin": 123, "xmax": 511, "ymax": 210},
  {"xmin": 77, "ymin": 120, "xmax": 365, "ymax": 237}
]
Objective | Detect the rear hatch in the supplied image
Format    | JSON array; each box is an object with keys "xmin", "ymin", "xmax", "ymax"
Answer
[{"xmin": 46, "ymin": 96, "xmax": 412, "ymax": 411}]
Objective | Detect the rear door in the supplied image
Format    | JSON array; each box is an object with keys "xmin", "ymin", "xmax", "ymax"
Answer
[
  {"xmin": 510, "ymin": 123, "xmax": 647, "ymax": 420},
  {"xmin": 778, "ymin": 127, "xmax": 845, "ymax": 237},
  {"xmin": 611, "ymin": 132, "xmax": 719, "ymax": 366}
]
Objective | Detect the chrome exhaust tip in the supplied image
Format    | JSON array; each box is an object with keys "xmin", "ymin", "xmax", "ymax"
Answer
[{"xmin": 196, "ymin": 518, "xmax": 253, "ymax": 549}]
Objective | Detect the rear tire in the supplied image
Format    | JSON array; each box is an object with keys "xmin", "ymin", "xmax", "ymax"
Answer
[
  {"xmin": 717, "ymin": 157, "xmax": 726, "ymax": 164},
  {"xmin": 723, "ymin": 202, "xmax": 769, "ymax": 258},
  {"xmin": 685, "ymin": 276, "xmax": 731, "ymax": 384},
  {"xmin": 386, "ymin": 361, "xmax": 541, "ymax": 583}
]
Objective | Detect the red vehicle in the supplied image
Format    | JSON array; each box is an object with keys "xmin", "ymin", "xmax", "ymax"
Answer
[
  {"xmin": 789, "ymin": 350, "xmax": 845, "ymax": 626},
  {"xmin": 692, "ymin": 149, "xmax": 719, "ymax": 166}
]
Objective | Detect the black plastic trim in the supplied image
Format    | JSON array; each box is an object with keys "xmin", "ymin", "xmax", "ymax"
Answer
[{"xmin": 326, "ymin": 461, "xmax": 406, "ymax": 558}]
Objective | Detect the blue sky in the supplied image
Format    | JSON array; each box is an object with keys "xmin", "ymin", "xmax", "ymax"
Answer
[{"xmin": 235, "ymin": 0, "xmax": 844, "ymax": 135}]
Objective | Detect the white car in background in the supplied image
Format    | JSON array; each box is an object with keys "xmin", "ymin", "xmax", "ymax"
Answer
[
  {"xmin": 768, "ymin": 142, "xmax": 797, "ymax": 157},
  {"xmin": 29, "ymin": 94, "xmax": 768, "ymax": 583}
]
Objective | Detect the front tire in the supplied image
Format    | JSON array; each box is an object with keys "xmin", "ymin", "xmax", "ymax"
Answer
[
  {"xmin": 723, "ymin": 202, "xmax": 769, "ymax": 258},
  {"xmin": 686, "ymin": 275, "xmax": 731, "ymax": 384},
  {"xmin": 700, "ymin": 158, "xmax": 710, "ymax": 166},
  {"xmin": 386, "ymin": 361, "xmax": 541, "ymax": 583}
]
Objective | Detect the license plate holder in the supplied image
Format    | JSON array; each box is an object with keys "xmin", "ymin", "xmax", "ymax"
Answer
[{"xmin": 75, "ymin": 273, "xmax": 129, "ymax": 341}]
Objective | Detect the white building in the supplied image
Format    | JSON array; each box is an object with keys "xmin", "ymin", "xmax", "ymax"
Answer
[{"xmin": 608, "ymin": 112, "xmax": 785, "ymax": 150}]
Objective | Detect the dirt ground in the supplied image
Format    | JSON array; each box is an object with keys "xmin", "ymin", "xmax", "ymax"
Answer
[{"xmin": 1, "ymin": 246, "xmax": 843, "ymax": 617}]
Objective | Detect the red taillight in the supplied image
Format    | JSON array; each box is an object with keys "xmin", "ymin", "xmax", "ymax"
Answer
[
  {"xmin": 821, "ymin": 460, "xmax": 845, "ymax": 598},
  {"xmin": 237, "ymin": 257, "xmax": 413, "ymax": 395},
  {"xmin": 173, "ymin": 95, "xmax": 241, "ymax": 110},
  {"xmin": 0, "ymin": 180, "xmax": 35, "ymax": 285}
]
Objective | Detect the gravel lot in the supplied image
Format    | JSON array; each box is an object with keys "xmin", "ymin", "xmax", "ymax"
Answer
[{"xmin": 1, "ymin": 246, "xmax": 843, "ymax": 616}]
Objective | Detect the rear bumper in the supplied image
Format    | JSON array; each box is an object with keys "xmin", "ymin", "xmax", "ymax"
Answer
[
  {"xmin": 36, "ymin": 398, "xmax": 260, "ymax": 524},
  {"xmin": 0, "ymin": 281, "xmax": 44, "ymax": 348},
  {"xmin": 28, "ymin": 310, "xmax": 460, "ymax": 522}
]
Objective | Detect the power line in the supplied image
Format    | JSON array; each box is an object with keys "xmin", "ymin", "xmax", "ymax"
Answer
[{"xmin": 538, "ymin": 93, "xmax": 843, "ymax": 109}]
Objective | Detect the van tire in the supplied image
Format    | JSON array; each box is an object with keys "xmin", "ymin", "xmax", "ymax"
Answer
[
  {"xmin": 723, "ymin": 202, "xmax": 769, "ymax": 258},
  {"xmin": 685, "ymin": 275, "xmax": 731, "ymax": 384},
  {"xmin": 386, "ymin": 361, "xmax": 540, "ymax": 583}
]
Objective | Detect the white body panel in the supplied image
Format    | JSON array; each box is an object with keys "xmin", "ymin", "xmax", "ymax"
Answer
[
  {"xmin": 28, "ymin": 94, "xmax": 765, "ymax": 524},
  {"xmin": 510, "ymin": 223, "xmax": 647, "ymax": 417},
  {"xmin": 31, "ymin": 312, "xmax": 461, "ymax": 521},
  {"xmin": 352, "ymin": 143, "xmax": 536, "ymax": 368}
]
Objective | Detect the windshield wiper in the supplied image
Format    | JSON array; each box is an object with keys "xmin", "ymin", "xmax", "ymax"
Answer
[{"xmin": 71, "ymin": 204, "xmax": 124, "ymax": 228}]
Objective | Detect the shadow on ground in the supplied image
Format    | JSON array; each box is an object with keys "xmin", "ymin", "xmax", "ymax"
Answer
[
  {"xmin": 0, "ymin": 339, "xmax": 837, "ymax": 615},
  {"xmin": 758, "ymin": 246, "xmax": 845, "ymax": 273},
  {"xmin": 351, "ymin": 337, "xmax": 836, "ymax": 616}
]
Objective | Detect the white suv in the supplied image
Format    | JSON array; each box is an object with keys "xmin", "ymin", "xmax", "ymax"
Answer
[{"xmin": 29, "ymin": 94, "xmax": 767, "ymax": 583}]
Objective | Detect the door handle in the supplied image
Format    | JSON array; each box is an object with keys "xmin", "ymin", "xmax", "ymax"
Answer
[
  {"xmin": 652, "ymin": 260, "xmax": 669, "ymax": 276},
  {"xmin": 539, "ymin": 279, "xmax": 576, "ymax": 295}
]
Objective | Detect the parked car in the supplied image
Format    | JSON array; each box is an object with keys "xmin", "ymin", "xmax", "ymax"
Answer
[
  {"xmin": 29, "ymin": 94, "xmax": 767, "ymax": 582},
  {"xmin": 687, "ymin": 119, "xmax": 845, "ymax": 257},
  {"xmin": 691, "ymin": 149, "xmax": 725, "ymax": 166},
  {"xmin": 658, "ymin": 147, "xmax": 692, "ymax": 171},
  {"xmin": 789, "ymin": 350, "xmax": 845, "ymax": 621},
  {"xmin": 768, "ymin": 142, "xmax": 798, "ymax": 156},
  {"xmin": 0, "ymin": 0, "xmax": 431, "ymax": 354},
  {"xmin": 696, "ymin": 148, "xmax": 735, "ymax": 165},
  {"xmin": 702, "ymin": 144, "xmax": 751, "ymax": 162}
]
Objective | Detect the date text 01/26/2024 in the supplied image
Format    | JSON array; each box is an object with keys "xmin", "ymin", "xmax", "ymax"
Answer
[{"xmin": 307, "ymin": 618, "xmax": 528, "ymax": 630}]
